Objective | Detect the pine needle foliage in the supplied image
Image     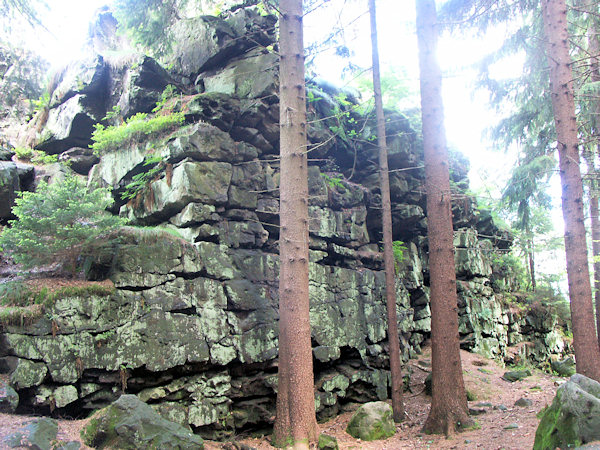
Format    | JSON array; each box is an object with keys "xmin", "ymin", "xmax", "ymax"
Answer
[
  {"xmin": 0, "ymin": 0, "xmax": 48, "ymax": 30},
  {"xmin": 0, "ymin": 175, "xmax": 124, "ymax": 275},
  {"xmin": 112, "ymin": 0, "xmax": 182, "ymax": 57}
]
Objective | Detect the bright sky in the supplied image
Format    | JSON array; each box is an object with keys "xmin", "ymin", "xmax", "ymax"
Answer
[
  {"xmin": 33, "ymin": 1, "xmax": 107, "ymax": 66},
  {"xmin": 303, "ymin": 0, "xmax": 516, "ymax": 194},
  {"xmin": 34, "ymin": 0, "xmax": 505, "ymax": 190}
]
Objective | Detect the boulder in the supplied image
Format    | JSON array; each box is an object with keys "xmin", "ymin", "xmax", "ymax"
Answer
[
  {"xmin": 551, "ymin": 357, "xmax": 576, "ymax": 377},
  {"xmin": 345, "ymin": 401, "xmax": 396, "ymax": 441},
  {"xmin": 502, "ymin": 369, "xmax": 531, "ymax": 382},
  {"xmin": 81, "ymin": 394, "xmax": 204, "ymax": 449},
  {"xmin": 515, "ymin": 397, "xmax": 532, "ymax": 408},
  {"xmin": 424, "ymin": 373, "xmax": 432, "ymax": 395},
  {"xmin": 575, "ymin": 443, "xmax": 600, "ymax": 450},
  {"xmin": 49, "ymin": 55, "xmax": 108, "ymax": 107},
  {"xmin": 0, "ymin": 161, "xmax": 33, "ymax": 220},
  {"xmin": 113, "ymin": 56, "xmax": 174, "ymax": 120},
  {"xmin": 318, "ymin": 433, "xmax": 339, "ymax": 450},
  {"xmin": 36, "ymin": 95, "xmax": 100, "ymax": 154},
  {"xmin": 184, "ymin": 92, "xmax": 240, "ymax": 132},
  {"xmin": 88, "ymin": 7, "xmax": 121, "ymax": 54},
  {"xmin": 202, "ymin": 48, "xmax": 277, "ymax": 100},
  {"xmin": 55, "ymin": 442, "xmax": 81, "ymax": 450},
  {"xmin": 164, "ymin": 8, "xmax": 276, "ymax": 77},
  {"xmin": 161, "ymin": 122, "xmax": 258, "ymax": 164},
  {"xmin": 454, "ymin": 228, "xmax": 492, "ymax": 277},
  {"xmin": 5, "ymin": 417, "xmax": 58, "ymax": 450},
  {"xmin": 120, "ymin": 160, "xmax": 233, "ymax": 222},
  {"xmin": 534, "ymin": 374, "xmax": 600, "ymax": 450},
  {"xmin": 0, "ymin": 147, "xmax": 14, "ymax": 161},
  {"xmin": 10, "ymin": 358, "xmax": 48, "ymax": 389},
  {"xmin": 58, "ymin": 147, "xmax": 99, "ymax": 175},
  {"xmin": 0, "ymin": 381, "xmax": 18, "ymax": 413}
]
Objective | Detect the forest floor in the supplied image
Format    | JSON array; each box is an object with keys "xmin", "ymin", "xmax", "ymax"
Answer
[{"xmin": 0, "ymin": 344, "xmax": 561, "ymax": 449}]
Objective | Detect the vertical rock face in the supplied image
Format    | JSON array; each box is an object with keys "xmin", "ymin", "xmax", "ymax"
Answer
[
  {"xmin": 0, "ymin": 161, "xmax": 34, "ymax": 221},
  {"xmin": 0, "ymin": 3, "xmax": 568, "ymax": 440}
]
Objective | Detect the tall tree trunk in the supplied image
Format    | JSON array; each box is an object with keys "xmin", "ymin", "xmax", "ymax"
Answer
[
  {"xmin": 273, "ymin": 0, "xmax": 319, "ymax": 446},
  {"xmin": 369, "ymin": 0, "xmax": 404, "ymax": 423},
  {"xmin": 416, "ymin": 0, "xmax": 474, "ymax": 435},
  {"xmin": 528, "ymin": 236, "xmax": 536, "ymax": 292},
  {"xmin": 590, "ymin": 194, "xmax": 600, "ymax": 348},
  {"xmin": 586, "ymin": 19, "xmax": 600, "ymax": 350},
  {"xmin": 541, "ymin": 0, "xmax": 600, "ymax": 380}
]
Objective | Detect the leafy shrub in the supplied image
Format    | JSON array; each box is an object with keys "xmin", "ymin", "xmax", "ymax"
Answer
[
  {"xmin": 121, "ymin": 154, "xmax": 165, "ymax": 201},
  {"xmin": 13, "ymin": 147, "xmax": 33, "ymax": 160},
  {"xmin": 103, "ymin": 105, "xmax": 122, "ymax": 122},
  {"xmin": 31, "ymin": 151, "xmax": 58, "ymax": 165},
  {"xmin": 321, "ymin": 173, "xmax": 346, "ymax": 191},
  {"xmin": 91, "ymin": 111, "xmax": 185, "ymax": 153},
  {"xmin": 0, "ymin": 175, "xmax": 124, "ymax": 275},
  {"xmin": 490, "ymin": 250, "xmax": 527, "ymax": 292},
  {"xmin": 152, "ymin": 84, "xmax": 177, "ymax": 113},
  {"xmin": 13, "ymin": 147, "xmax": 58, "ymax": 165},
  {"xmin": 525, "ymin": 285, "xmax": 571, "ymax": 329},
  {"xmin": 393, "ymin": 240, "xmax": 408, "ymax": 273},
  {"xmin": 92, "ymin": 84, "xmax": 183, "ymax": 153}
]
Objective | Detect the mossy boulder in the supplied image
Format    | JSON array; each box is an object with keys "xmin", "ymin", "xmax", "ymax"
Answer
[
  {"xmin": 502, "ymin": 369, "xmax": 531, "ymax": 382},
  {"xmin": 0, "ymin": 147, "xmax": 15, "ymax": 160},
  {"xmin": 551, "ymin": 357, "xmax": 576, "ymax": 377},
  {"xmin": 534, "ymin": 374, "xmax": 600, "ymax": 450},
  {"xmin": 0, "ymin": 380, "xmax": 19, "ymax": 413},
  {"xmin": 318, "ymin": 433, "xmax": 339, "ymax": 450},
  {"xmin": 5, "ymin": 417, "xmax": 58, "ymax": 450},
  {"xmin": 345, "ymin": 401, "xmax": 396, "ymax": 441},
  {"xmin": 81, "ymin": 394, "xmax": 204, "ymax": 449},
  {"xmin": 0, "ymin": 161, "xmax": 33, "ymax": 220},
  {"xmin": 10, "ymin": 358, "xmax": 47, "ymax": 389}
]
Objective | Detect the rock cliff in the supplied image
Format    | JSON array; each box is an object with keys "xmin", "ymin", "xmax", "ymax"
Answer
[{"xmin": 0, "ymin": 3, "xmax": 568, "ymax": 439}]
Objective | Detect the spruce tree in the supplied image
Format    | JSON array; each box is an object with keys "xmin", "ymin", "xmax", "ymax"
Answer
[{"xmin": 416, "ymin": 0, "xmax": 474, "ymax": 434}]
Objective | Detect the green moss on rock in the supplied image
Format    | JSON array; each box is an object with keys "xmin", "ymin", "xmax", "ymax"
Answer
[
  {"xmin": 534, "ymin": 375, "xmax": 600, "ymax": 450},
  {"xmin": 318, "ymin": 433, "xmax": 339, "ymax": 450},
  {"xmin": 345, "ymin": 401, "xmax": 396, "ymax": 441},
  {"xmin": 82, "ymin": 394, "xmax": 204, "ymax": 449}
]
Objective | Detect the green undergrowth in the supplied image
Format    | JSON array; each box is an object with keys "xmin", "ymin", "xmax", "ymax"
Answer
[
  {"xmin": 0, "ymin": 281, "xmax": 115, "ymax": 327},
  {"xmin": 0, "ymin": 281, "xmax": 115, "ymax": 308},
  {"xmin": 13, "ymin": 147, "xmax": 58, "ymax": 165},
  {"xmin": 91, "ymin": 111, "xmax": 184, "ymax": 153},
  {"xmin": 121, "ymin": 154, "xmax": 166, "ymax": 201},
  {"xmin": 0, "ymin": 304, "xmax": 45, "ymax": 327},
  {"xmin": 466, "ymin": 389, "xmax": 477, "ymax": 401},
  {"xmin": 91, "ymin": 84, "xmax": 185, "ymax": 153}
]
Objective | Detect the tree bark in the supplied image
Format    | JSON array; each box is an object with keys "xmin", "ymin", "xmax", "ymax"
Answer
[
  {"xmin": 591, "ymin": 194, "xmax": 600, "ymax": 349},
  {"xmin": 416, "ymin": 0, "xmax": 474, "ymax": 435},
  {"xmin": 528, "ymin": 236, "xmax": 536, "ymax": 292},
  {"xmin": 272, "ymin": 0, "xmax": 319, "ymax": 446},
  {"xmin": 541, "ymin": 0, "xmax": 600, "ymax": 380},
  {"xmin": 369, "ymin": 0, "xmax": 405, "ymax": 423},
  {"xmin": 586, "ymin": 20, "xmax": 600, "ymax": 351}
]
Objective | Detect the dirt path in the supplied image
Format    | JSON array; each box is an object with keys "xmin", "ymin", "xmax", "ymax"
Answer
[
  {"xmin": 0, "ymin": 346, "xmax": 560, "ymax": 449},
  {"xmin": 210, "ymin": 346, "xmax": 560, "ymax": 449}
]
